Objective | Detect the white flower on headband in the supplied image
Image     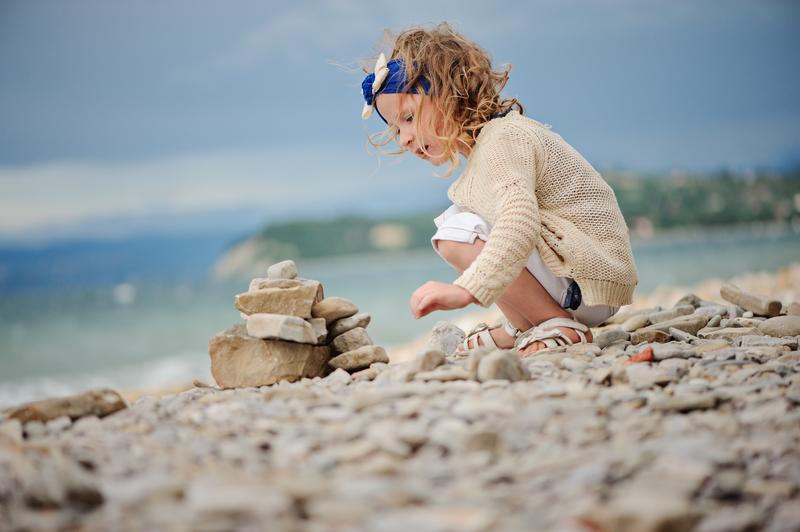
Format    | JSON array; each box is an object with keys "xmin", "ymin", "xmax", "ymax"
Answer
[{"xmin": 362, "ymin": 53, "xmax": 389, "ymax": 119}]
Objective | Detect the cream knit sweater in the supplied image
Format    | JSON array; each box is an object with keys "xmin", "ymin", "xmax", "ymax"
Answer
[{"xmin": 450, "ymin": 111, "xmax": 638, "ymax": 308}]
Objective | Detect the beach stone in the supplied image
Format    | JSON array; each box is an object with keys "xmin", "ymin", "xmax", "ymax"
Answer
[
  {"xmin": 331, "ymin": 327, "xmax": 373, "ymax": 354},
  {"xmin": 414, "ymin": 365, "xmax": 470, "ymax": 381},
  {"xmin": 465, "ymin": 346, "xmax": 496, "ymax": 380},
  {"xmin": 561, "ymin": 357, "xmax": 591, "ymax": 371},
  {"xmin": 246, "ymin": 313, "xmax": 318, "ymax": 344},
  {"xmin": 235, "ymin": 280, "xmax": 323, "ymax": 318},
  {"xmin": 630, "ymin": 329, "xmax": 670, "ymax": 344},
  {"xmin": 786, "ymin": 302, "xmax": 800, "ymax": 316},
  {"xmin": 758, "ymin": 315, "xmax": 800, "ymax": 338},
  {"xmin": 351, "ymin": 366, "xmax": 379, "ymax": 381},
  {"xmin": 674, "ymin": 293, "xmax": 703, "ymax": 308},
  {"xmin": 209, "ymin": 324, "xmax": 330, "ymax": 387},
  {"xmin": 3, "ymin": 388, "xmax": 127, "ymax": 424},
  {"xmin": 636, "ymin": 315, "xmax": 710, "ymax": 337},
  {"xmin": 669, "ymin": 327, "xmax": 699, "ymax": 343},
  {"xmin": 650, "ymin": 393, "xmax": 716, "ymax": 412},
  {"xmin": 426, "ymin": 321, "xmax": 466, "ymax": 356},
  {"xmin": 621, "ymin": 314, "xmax": 649, "ymax": 332},
  {"xmin": 651, "ymin": 343, "xmax": 697, "ymax": 360},
  {"xmin": 594, "ymin": 328, "xmax": 630, "ymax": 348},
  {"xmin": 476, "ymin": 350, "xmax": 529, "ymax": 383},
  {"xmin": 738, "ymin": 335, "xmax": 797, "ymax": 350},
  {"xmin": 625, "ymin": 364, "xmax": 676, "ymax": 387},
  {"xmin": 0, "ymin": 418, "xmax": 23, "ymax": 445},
  {"xmin": 604, "ymin": 307, "xmax": 660, "ymax": 325},
  {"xmin": 694, "ymin": 305, "xmax": 729, "ymax": 319},
  {"xmin": 768, "ymin": 500, "xmax": 800, "ymax": 532},
  {"xmin": 720, "ymin": 282, "xmax": 782, "ymax": 317},
  {"xmin": 308, "ymin": 317, "xmax": 328, "ymax": 344},
  {"xmin": 707, "ymin": 315, "xmax": 722, "ymax": 328},
  {"xmin": 249, "ymin": 277, "xmax": 302, "ymax": 291},
  {"xmin": 699, "ymin": 327, "xmax": 764, "ymax": 340},
  {"xmin": 648, "ymin": 305, "xmax": 694, "ymax": 324},
  {"xmin": 267, "ymin": 260, "xmax": 298, "ymax": 280},
  {"xmin": 328, "ymin": 345, "xmax": 388, "ymax": 372},
  {"xmin": 328, "ymin": 313, "xmax": 371, "ymax": 338},
  {"xmin": 403, "ymin": 348, "xmax": 446, "ymax": 380},
  {"xmin": 312, "ymin": 297, "xmax": 358, "ymax": 325}
]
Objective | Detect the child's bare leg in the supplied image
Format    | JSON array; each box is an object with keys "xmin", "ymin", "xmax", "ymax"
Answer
[{"xmin": 436, "ymin": 239, "xmax": 592, "ymax": 355}]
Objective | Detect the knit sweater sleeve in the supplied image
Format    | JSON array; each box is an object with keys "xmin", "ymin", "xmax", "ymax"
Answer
[{"xmin": 453, "ymin": 124, "xmax": 542, "ymax": 307}]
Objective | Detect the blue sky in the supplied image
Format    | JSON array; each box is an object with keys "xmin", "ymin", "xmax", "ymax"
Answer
[{"xmin": 1, "ymin": 0, "xmax": 798, "ymax": 242}]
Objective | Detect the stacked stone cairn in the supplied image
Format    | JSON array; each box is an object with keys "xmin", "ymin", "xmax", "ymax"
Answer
[{"xmin": 208, "ymin": 260, "xmax": 389, "ymax": 388}]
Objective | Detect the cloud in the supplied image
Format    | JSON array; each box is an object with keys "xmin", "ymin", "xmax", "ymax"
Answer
[{"xmin": 0, "ymin": 144, "xmax": 450, "ymax": 239}]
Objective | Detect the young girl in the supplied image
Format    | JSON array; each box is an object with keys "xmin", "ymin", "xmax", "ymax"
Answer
[{"xmin": 360, "ymin": 23, "xmax": 638, "ymax": 357}]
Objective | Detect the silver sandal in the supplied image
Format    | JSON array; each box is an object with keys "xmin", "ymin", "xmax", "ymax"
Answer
[{"xmin": 513, "ymin": 318, "xmax": 589, "ymax": 353}]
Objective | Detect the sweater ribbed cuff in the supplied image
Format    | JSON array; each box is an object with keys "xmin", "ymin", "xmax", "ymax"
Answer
[{"xmin": 454, "ymin": 276, "xmax": 496, "ymax": 308}]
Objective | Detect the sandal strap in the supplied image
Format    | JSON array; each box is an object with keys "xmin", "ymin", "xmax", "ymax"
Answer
[
  {"xmin": 514, "ymin": 318, "xmax": 589, "ymax": 351},
  {"xmin": 504, "ymin": 321, "xmax": 523, "ymax": 338},
  {"xmin": 461, "ymin": 323, "xmax": 499, "ymax": 351}
]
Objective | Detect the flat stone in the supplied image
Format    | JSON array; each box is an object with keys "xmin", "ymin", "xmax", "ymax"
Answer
[
  {"xmin": 630, "ymin": 329, "xmax": 670, "ymax": 344},
  {"xmin": 267, "ymin": 260, "xmax": 298, "ymax": 280},
  {"xmin": 758, "ymin": 315, "xmax": 800, "ymax": 338},
  {"xmin": 651, "ymin": 343, "xmax": 697, "ymax": 361},
  {"xmin": 308, "ymin": 317, "xmax": 328, "ymax": 344},
  {"xmin": 331, "ymin": 327, "xmax": 373, "ymax": 354},
  {"xmin": 635, "ymin": 315, "xmax": 710, "ymax": 337},
  {"xmin": 476, "ymin": 350, "xmax": 529, "ymax": 383},
  {"xmin": 328, "ymin": 345, "xmax": 388, "ymax": 372},
  {"xmin": 699, "ymin": 327, "xmax": 764, "ymax": 339},
  {"xmin": 246, "ymin": 313, "xmax": 318, "ymax": 344},
  {"xmin": 621, "ymin": 314, "xmax": 649, "ymax": 332},
  {"xmin": 328, "ymin": 313, "xmax": 371, "ymax": 338},
  {"xmin": 3, "ymin": 388, "xmax": 127, "ymax": 424},
  {"xmin": 235, "ymin": 280, "xmax": 323, "ymax": 318},
  {"xmin": 561, "ymin": 357, "xmax": 591, "ymax": 371},
  {"xmin": 648, "ymin": 305, "xmax": 694, "ymax": 324},
  {"xmin": 425, "ymin": 321, "xmax": 466, "ymax": 356},
  {"xmin": 604, "ymin": 307, "xmax": 660, "ymax": 325},
  {"xmin": 209, "ymin": 324, "xmax": 330, "ymax": 387},
  {"xmin": 738, "ymin": 335, "xmax": 797, "ymax": 350},
  {"xmin": 249, "ymin": 277, "xmax": 302, "ymax": 291},
  {"xmin": 312, "ymin": 297, "xmax": 358, "ymax": 325},
  {"xmin": 720, "ymin": 282, "xmax": 782, "ymax": 317},
  {"xmin": 625, "ymin": 364, "xmax": 676, "ymax": 387},
  {"xmin": 693, "ymin": 305, "xmax": 729, "ymax": 319},
  {"xmin": 649, "ymin": 393, "xmax": 717, "ymax": 412},
  {"xmin": 594, "ymin": 328, "xmax": 630, "ymax": 348}
]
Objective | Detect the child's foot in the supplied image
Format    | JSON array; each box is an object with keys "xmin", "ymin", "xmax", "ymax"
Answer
[
  {"xmin": 517, "ymin": 326, "xmax": 593, "ymax": 358},
  {"xmin": 457, "ymin": 325, "xmax": 516, "ymax": 351}
]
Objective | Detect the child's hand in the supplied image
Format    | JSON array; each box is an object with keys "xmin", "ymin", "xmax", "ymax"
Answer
[{"xmin": 410, "ymin": 281, "xmax": 477, "ymax": 319}]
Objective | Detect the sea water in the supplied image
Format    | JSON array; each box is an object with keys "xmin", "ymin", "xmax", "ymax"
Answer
[{"xmin": 1, "ymin": 228, "xmax": 798, "ymax": 408}]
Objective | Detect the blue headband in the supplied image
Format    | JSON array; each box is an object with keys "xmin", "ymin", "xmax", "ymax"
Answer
[{"xmin": 361, "ymin": 53, "xmax": 431, "ymax": 124}]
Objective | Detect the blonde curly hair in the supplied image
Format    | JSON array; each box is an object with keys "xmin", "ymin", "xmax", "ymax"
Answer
[{"xmin": 363, "ymin": 22, "xmax": 523, "ymax": 177}]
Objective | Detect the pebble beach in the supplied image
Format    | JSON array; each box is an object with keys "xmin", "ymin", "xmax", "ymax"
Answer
[{"xmin": 1, "ymin": 263, "xmax": 800, "ymax": 532}]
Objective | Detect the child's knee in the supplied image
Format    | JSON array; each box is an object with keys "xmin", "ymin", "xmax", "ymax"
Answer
[{"xmin": 436, "ymin": 239, "xmax": 482, "ymax": 273}]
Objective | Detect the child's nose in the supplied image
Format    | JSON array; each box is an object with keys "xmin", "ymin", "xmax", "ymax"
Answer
[{"xmin": 399, "ymin": 128, "xmax": 414, "ymax": 149}]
